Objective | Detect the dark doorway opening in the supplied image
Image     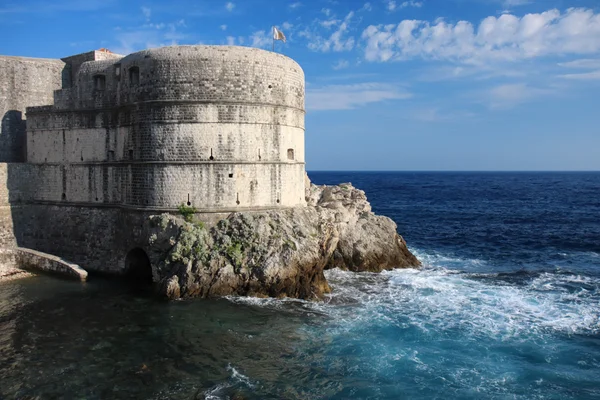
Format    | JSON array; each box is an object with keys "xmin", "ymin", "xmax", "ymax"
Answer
[{"xmin": 125, "ymin": 248, "xmax": 153, "ymax": 285}]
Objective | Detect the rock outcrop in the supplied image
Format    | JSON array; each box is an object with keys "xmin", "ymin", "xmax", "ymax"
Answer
[{"xmin": 149, "ymin": 182, "xmax": 420, "ymax": 300}]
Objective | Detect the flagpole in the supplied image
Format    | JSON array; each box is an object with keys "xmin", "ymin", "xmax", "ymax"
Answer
[{"xmin": 272, "ymin": 26, "xmax": 275, "ymax": 52}]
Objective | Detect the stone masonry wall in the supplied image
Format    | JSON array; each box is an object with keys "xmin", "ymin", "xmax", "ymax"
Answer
[
  {"xmin": 0, "ymin": 56, "xmax": 64, "ymax": 162},
  {"xmin": 25, "ymin": 46, "xmax": 307, "ymax": 212},
  {"xmin": 0, "ymin": 46, "xmax": 307, "ymax": 275},
  {"xmin": 0, "ymin": 164, "xmax": 15, "ymax": 247}
]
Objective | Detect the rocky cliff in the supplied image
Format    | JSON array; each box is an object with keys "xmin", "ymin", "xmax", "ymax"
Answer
[{"xmin": 149, "ymin": 181, "xmax": 420, "ymax": 300}]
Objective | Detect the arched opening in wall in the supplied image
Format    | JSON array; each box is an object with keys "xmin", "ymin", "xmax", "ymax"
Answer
[
  {"xmin": 287, "ymin": 148, "xmax": 294, "ymax": 160},
  {"xmin": 124, "ymin": 248, "xmax": 153, "ymax": 285},
  {"xmin": 129, "ymin": 66, "xmax": 140, "ymax": 85},
  {"xmin": 93, "ymin": 74, "xmax": 106, "ymax": 90}
]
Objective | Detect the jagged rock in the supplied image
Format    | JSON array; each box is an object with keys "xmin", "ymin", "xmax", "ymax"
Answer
[{"xmin": 150, "ymin": 181, "xmax": 420, "ymax": 300}]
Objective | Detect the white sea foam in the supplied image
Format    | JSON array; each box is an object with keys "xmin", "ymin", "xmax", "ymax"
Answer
[
  {"xmin": 227, "ymin": 364, "xmax": 254, "ymax": 388},
  {"xmin": 409, "ymin": 248, "xmax": 487, "ymax": 270},
  {"xmin": 321, "ymin": 265, "xmax": 600, "ymax": 338},
  {"xmin": 202, "ymin": 364, "xmax": 255, "ymax": 400},
  {"xmin": 203, "ymin": 383, "xmax": 229, "ymax": 400},
  {"xmin": 225, "ymin": 249, "xmax": 599, "ymax": 338}
]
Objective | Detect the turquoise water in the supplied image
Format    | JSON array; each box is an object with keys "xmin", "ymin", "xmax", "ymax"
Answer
[{"xmin": 1, "ymin": 172, "xmax": 599, "ymax": 399}]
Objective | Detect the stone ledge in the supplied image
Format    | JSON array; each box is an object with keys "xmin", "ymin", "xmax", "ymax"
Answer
[{"xmin": 0, "ymin": 247, "xmax": 88, "ymax": 282}]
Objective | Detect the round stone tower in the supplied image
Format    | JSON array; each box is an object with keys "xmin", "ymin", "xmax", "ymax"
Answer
[
  {"xmin": 115, "ymin": 45, "xmax": 306, "ymax": 211},
  {"xmin": 25, "ymin": 45, "xmax": 306, "ymax": 212}
]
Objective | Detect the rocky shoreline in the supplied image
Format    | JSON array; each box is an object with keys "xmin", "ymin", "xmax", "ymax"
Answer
[{"xmin": 150, "ymin": 181, "xmax": 421, "ymax": 300}]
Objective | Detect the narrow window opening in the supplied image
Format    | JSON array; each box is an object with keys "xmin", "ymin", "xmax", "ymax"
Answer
[
  {"xmin": 128, "ymin": 149, "xmax": 134, "ymax": 160},
  {"xmin": 209, "ymin": 148, "xmax": 214, "ymax": 161},
  {"xmin": 258, "ymin": 149, "xmax": 261, "ymax": 161},
  {"xmin": 96, "ymin": 197, "xmax": 99, "ymax": 201},
  {"xmin": 129, "ymin": 66, "xmax": 140, "ymax": 85},
  {"xmin": 93, "ymin": 74, "xmax": 106, "ymax": 90},
  {"xmin": 187, "ymin": 193, "xmax": 191, "ymax": 206},
  {"xmin": 268, "ymin": 84, "xmax": 272, "ymax": 89},
  {"xmin": 228, "ymin": 173, "xmax": 233, "ymax": 178},
  {"xmin": 108, "ymin": 150, "xmax": 115, "ymax": 161},
  {"xmin": 236, "ymin": 193, "xmax": 240, "ymax": 205},
  {"xmin": 62, "ymin": 193, "xmax": 66, "ymax": 200},
  {"xmin": 287, "ymin": 148, "xmax": 294, "ymax": 160},
  {"xmin": 114, "ymin": 64, "xmax": 121, "ymax": 80}
]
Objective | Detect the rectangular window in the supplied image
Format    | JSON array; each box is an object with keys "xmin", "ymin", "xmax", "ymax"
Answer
[
  {"xmin": 93, "ymin": 75, "xmax": 106, "ymax": 90},
  {"xmin": 129, "ymin": 66, "xmax": 140, "ymax": 85}
]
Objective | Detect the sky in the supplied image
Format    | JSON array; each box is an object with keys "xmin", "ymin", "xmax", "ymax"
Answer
[{"xmin": 1, "ymin": 0, "xmax": 599, "ymax": 171}]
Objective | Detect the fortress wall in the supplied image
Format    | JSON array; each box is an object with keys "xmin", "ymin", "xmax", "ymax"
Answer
[
  {"xmin": 0, "ymin": 56, "xmax": 64, "ymax": 162},
  {"xmin": 60, "ymin": 50, "xmax": 122, "ymax": 94},
  {"xmin": 28, "ymin": 128, "xmax": 109, "ymax": 163},
  {"xmin": 0, "ymin": 164, "xmax": 15, "ymax": 246},
  {"xmin": 8, "ymin": 203, "xmax": 144, "ymax": 273},
  {"xmin": 125, "ymin": 163, "xmax": 306, "ymax": 209},
  {"xmin": 7, "ymin": 161, "xmax": 305, "ymax": 210},
  {"xmin": 26, "ymin": 104, "xmax": 305, "ymax": 163},
  {"xmin": 135, "ymin": 123, "xmax": 304, "ymax": 162},
  {"xmin": 114, "ymin": 46, "xmax": 304, "ymax": 110}
]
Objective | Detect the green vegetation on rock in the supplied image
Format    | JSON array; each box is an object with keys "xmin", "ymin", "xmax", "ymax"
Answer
[{"xmin": 177, "ymin": 203, "xmax": 197, "ymax": 222}]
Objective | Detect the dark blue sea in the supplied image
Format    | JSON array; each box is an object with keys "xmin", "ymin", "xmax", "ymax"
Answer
[{"xmin": 1, "ymin": 172, "xmax": 599, "ymax": 399}]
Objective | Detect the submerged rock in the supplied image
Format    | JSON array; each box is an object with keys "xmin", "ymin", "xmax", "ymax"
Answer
[{"xmin": 149, "ymin": 181, "xmax": 420, "ymax": 300}]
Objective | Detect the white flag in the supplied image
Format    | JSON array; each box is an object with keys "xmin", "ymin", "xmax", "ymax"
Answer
[{"xmin": 273, "ymin": 27, "xmax": 286, "ymax": 43}]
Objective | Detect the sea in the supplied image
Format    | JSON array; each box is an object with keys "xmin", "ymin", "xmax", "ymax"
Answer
[{"xmin": 0, "ymin": 171, "xmax": 599, "ymax": 399}]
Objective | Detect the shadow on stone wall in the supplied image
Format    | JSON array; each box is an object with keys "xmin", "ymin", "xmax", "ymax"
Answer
[{"xmin": 1, "ymin": 110, "xmax": 26, "ymax": 163}]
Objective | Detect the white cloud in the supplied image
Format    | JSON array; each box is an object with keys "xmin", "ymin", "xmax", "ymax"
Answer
[
  {"xmin": 322, "ymin": 8, "xmax": 332, "ymax": 16},
  {"xmin": 320, "ymin": 18, "xmax": 340, "ymax": 29},
  {"xmin": 250, "ymin": 30, "xmax": 271, "ymax": 48},
  {"xmin": 362, "ymin": 3, "xmax": 373, "ymax": 12},
  {"xmin": 220, "ymin": 24, "xmax": 227, "ymax": 31},
  {"xmin": 411, "ymin": 107, "xmax": 476, "ymax": 122},
  {"xmin": 362, "ymin": 8, "xmax": 600, "ymax": 64},
  {"xmin": 558, "ymin": 58, "xmax": 600, "ymax": 69},
  {"xmin": 487, "ymin": 83, "xmax": 554, "ymax": 109},
  {"xmin": 400, "ymin": 1, "xmax": 423, "ymax": 8},
  {"xmin": 289, "ymin": 2, "xmax": 302, "ymax": 9},
  {"xmin": 386, "ymin": 0, "xmax": 421, "ymax": 11},
  {"xmin": 113, "ymin": 19, "xmax": 187, "ymax": 54},
  {"xmin": 558, "ymin": 70, "xmax": 600, "ymax": 80},
  {"xmin": 332, "ymin": 59, "xmax": 350, "ymax": 70},
  {"xmin": 225, "ymin": 2, "xmax": 235, "ymax": 12},
  {"xmin": 226, "ymin": 36, "xmax": 236, "ymax": 45},
  {"xmin": 502, "ymin": 0, "xmax": 530, "ymax": 7},
  {"xmin": 141, "ymin": 6, "xmax": 151, "ymax": 20},
  {"xmin": 306, "ymin": 82, "xmax": 411, "ymax": 110},
  {"xmin": 308, "ymin": 11, "xmax": 356, "ymax": 52},
  {"xmin": 282, "ymin": 21, "xmax": 293, "ymax": 30}
]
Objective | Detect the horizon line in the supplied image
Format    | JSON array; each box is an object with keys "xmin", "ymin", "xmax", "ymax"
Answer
[{"xmin": 306, "ymin": 170, "xmax": 600, "ymax": 173}]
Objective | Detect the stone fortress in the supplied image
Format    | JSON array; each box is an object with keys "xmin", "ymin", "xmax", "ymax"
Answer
[{"xmin": 0, "ymin": 45, "xmax": 307, "ymax": 277}]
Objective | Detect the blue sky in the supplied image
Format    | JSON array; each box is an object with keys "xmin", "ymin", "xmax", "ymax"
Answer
[{"xmin": 1, "ymin": 0, "xmax": 599, "ymax": 170}]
